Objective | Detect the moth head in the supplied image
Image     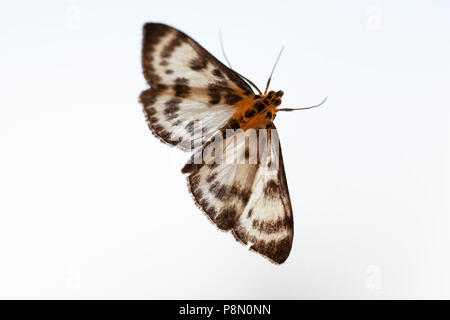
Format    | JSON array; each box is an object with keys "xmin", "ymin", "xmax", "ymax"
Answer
[{"xmin": 266, "ymin": 90, "xmax": 284, "ymax": 110}]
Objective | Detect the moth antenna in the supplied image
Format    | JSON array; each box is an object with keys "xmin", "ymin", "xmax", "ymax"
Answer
[
  {"xmin": 264, "ymin": 46, "xmax": 284, "ymax": 95},
  {"xmin": 278, "ymin": 96, "xmax": 328, "ymax": 112},
  {"xmin": 219, "ymin": 28, "xmax": 233, "ymax": 69},
  {"xmin": 238, "ymin": 74, "xmax": 262, "ymax": 95},
  {"xmin": 219, "ymin": 28, "xmax": 262, "ymax": 94}
]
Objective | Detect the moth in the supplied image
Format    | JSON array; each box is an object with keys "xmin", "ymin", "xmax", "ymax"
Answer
[{"xmin": 139, "ymin": 23, "xmax": 324, "ymax": 264}]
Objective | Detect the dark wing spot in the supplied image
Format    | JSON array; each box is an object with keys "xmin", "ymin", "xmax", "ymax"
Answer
[
  {"xmin": 230, "ymin": 186, "xmax": 238, "ymax": 196},
  {"xmin": 158, "ymin": 129, "xmax": 171, "ymax": 141},
  {"xmin": 174, "ymin": 77, "xmax": 191, "ymax": 98},
  {"xmin": 208, "ymin": 83, "xmax": 221, "ymax": 104},
  {"xmin": 146, "ymin": 107, "xmax": 156, "ymax": 116},
  {"xmin": 200, "ymin": 198, "xmax": 216, "ymax": 219},
  {"xmin": 195, "ymin": 188, "xmax": 203, "ymax": 200},
  {"xmin": 143, "ymin": 23, "xmax": 170, "ymax": 46},
  {"xmin": 182, "ymin": 163, "xmax": 201, "ymax": 174},
  {"xmin": 250, "ymin": 237, "xmax": 292, "ymax": 264},
  {"xmin": 139, "ymin": 88, "xmax": 158, "ymax": 106},
  {"xmin": 252, "ymin": 217, "xmax": 292, "ymax": 234},
  {"xmin": 161, "ymin": 34, "xmax": 186, "ymax": 58},
  {"xmin": 165, "ymin": 112, "xmax": 178, "ymax": 120},
  {"xmin": 142, "ymin": 24, "xmax": 171, "ymax": 84},
  {"xmin": 207, "ymin": 81, "xmax": 233, "ymax": 105},
  {"xmin": 209, "ymin": 94, "xmax": 221, "ymax": 104},
  {"xmin": 190, "ymin": 174, "xmax": 218, "ymax": 220},
  {"xmin": 226, "ymin": 185, "xmax": 251, "ymax": 204},
  {"xmin": 206, "ymin": 172, "xmax": 217, "ymax": 183},
  {"xmin": 240, "ymin": 189, "xmax": 251, "ymax": 204},
  {"xmin": 215, "ymin": 206, "xmax": 237, "ymax": 230},
  {"xmin": 149, "ymin": 74, "xmax": 162, "ymax": 84},
  {"xmin": 165, "ymin": 98, "xmax": 181, "ymax": 113},
  {"xmin": 164, "ymin": 98, "xmax": 181, "ymax": 120},
  {"xmin": 232, "ymin": 229, "xmax": 249, "ymax": 245},
  {"xmin": 189, "ymin": 174, "xmax": 200, "ymax": 192},
  {"xmin": 286, "ymin": 216, "xmax": 293, "ymax": 229},
  {"xmin": 247, "ymin": 208, "xmax": 253, "ymax": 218},
  {"xmin": 209, "ymin": 182, "xmax": 229, "ymax": 201},
  {"xmin": 156, "ymin": 84, "xmax": 168, "ymax": 91},
  {"xmin": 224, "ymin": 93, "xmax": 242, "ymax": 105},
  {"xmin": 264, "ymin": 179, "xmax": 279, "ymax": 198},
  {"xmin": 148, "ymin": 116, "xmax": 158, "ymax": 124},
  {"xmin": 165, "ymin": 69, "xmax": 174, "ymax": 74},
  {"xmin": 212, "ymin": 68, "xmax": 223, "ymax": 78},
  {"xmin": 190, "ymin": 56, "xmax": 208, "ymax": 70},
  {"xmin": 208, "ymin": 162, "xmax": 219, "ymax": 170},
  {"xmin": 185, "ymin": 120, "xmax": 195, "ymax": 133}
]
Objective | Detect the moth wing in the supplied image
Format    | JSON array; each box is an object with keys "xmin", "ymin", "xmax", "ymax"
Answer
[
  {"xmin": 140, "ymin": 23, "xmax": 254, "ymax": 151},
  {"xmin": 183, "ymin": 125, "xmax": 294, "ymax": 264}
]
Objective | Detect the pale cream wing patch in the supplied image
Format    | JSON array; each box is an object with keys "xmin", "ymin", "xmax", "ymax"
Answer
[
  {"xmin": 141, "ymin": 91, "xmax": 236, "ymax": 151},
  {"xmin": 182, "ymin": 125, "xmax": 294, "ymax": 264},
  {"xmin": 139, "ymin": 23, "xmax": 254, "ymax": 151}
]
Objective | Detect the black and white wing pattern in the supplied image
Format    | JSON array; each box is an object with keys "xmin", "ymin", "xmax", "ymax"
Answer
[
  {"xmin": 140, "ymin": 23, "xmax": 254, "ymax": 151},
  {"xmin": 182, "ymin": 124, "xmax": 294, "ymax": 264}
]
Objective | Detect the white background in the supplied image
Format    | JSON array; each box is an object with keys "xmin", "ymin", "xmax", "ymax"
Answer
[{"xmin": 1, "ymin": 0, "xmax": 449, "ymax": 299}]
